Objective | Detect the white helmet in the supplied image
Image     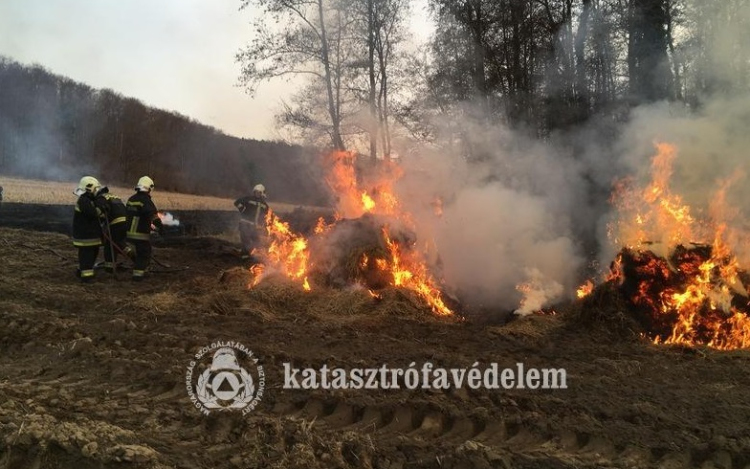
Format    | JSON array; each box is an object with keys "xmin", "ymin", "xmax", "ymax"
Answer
[
  {"xmin": 136, "ymin": 176, "xmax": 155, "ymax": 192},
  {"xmin": 253, "ymin": 184, "xmax": 266, "ymax": 197},
  {"xmin": 74, "ymin": 176, "xmax": 101, "ymax": 196}
]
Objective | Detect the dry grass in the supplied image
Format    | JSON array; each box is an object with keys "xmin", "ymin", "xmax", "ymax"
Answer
[
  {"xmin": 489, "ymin": 314, "xmax": 560, "ymax": 336},
  {"xmin": 133, "ymin": 291, "xmax": 187, "ymax": 314},
  {"xmin": 0, "ymin": 176, "xmax": 320, "ymax": 213},
  {"xmin": 210, "ymin": 265, "xmax": 455, "ymax": 325}
]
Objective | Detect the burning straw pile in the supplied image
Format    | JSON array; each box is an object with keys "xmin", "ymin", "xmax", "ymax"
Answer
[
  {"xmin": 306, "ymin": 213, "xmax": 414, "ymax": 289},
  {"xmin": 580, "ymin": 243, "xmax": 750, "ymax": 349},
  {"xmin": 578, "ymin": 143, "xmax": 750, "ymax": 350},
  {"xmin": 245, "ymin": 151, "xmax": 455, "ymax": 318}
]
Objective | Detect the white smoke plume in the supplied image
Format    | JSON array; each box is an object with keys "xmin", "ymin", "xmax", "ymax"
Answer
[
  {"xmin": 159, "ymin": 212, "xmax": 181, "ymax": 226},
  {"xmin": 396, "ymin": 125, "xmax": 586, "ymax": 314}
]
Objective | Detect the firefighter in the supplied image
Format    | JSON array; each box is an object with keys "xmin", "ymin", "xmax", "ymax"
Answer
[
  {"xmin": 72, "ymin": 176, "xmax": 104, "ymax": 282},
  {"xmin": 234, "ymin": 184, "xmax": 269, "ymax": 260},
  {"xmin": 126, "ymin": 176, "xmax": 163, "ymax": 281},
  {"xmin": 95, "ymin": 186, "xmax": 130, "ymax": 273}
]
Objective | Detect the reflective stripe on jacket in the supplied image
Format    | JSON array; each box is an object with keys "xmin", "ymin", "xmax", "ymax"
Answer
[
  {"xmin": 234, "ymin": 195, "xmax": 269, "ymax": 226},
  {"xmin": 126, "ymin": 191, "xmax": 161, "ymax": 241},
  {"xmin": 97, "ymin": 192, "xmax": 128, "ymax": 226}
]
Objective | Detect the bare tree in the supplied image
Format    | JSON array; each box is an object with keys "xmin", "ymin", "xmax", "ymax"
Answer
[
  {"xmin": 374, "ymin": 0, "xmax": 410, "ymax": 160},
  {"xmin": 342, "ymin": 0, "xmax": 411, "ymax": 160},
  {"xmin": 237, "ymin": 0, "xmax": 346, "ymax": 150},
  {"xmin": 367, "ymin": 0, "xmax": 378, "ymax": 162}
]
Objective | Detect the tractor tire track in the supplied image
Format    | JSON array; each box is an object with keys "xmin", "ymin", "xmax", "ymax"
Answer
[{"xmin": 271, "ymin": 396, "xmax": 750, "ymax": 468}]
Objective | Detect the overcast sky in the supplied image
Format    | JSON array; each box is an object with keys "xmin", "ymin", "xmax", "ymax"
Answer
[{"xmin": 0, "ymin": 0, "xmax": 432, "ymax": 141}]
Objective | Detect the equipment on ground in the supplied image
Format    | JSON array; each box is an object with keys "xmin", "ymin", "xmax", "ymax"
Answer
[{"xmin": 99, "ymin": 218, "xmax": 121, "ymax": 275}]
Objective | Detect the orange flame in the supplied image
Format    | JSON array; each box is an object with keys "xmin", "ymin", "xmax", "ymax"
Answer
[
  {"xmin": 326, "ymin": 151, "xmax": 366, "ymax": 218},
  {"xmin": 322, "ymin": 151, "xmax": 451, "ymax": 315},
  {"xmin": 608, "ymin": 142, "xmax": 750, "ymax": 349},
  {"xmin": 362, "ymin": 191, "xmax": 376, "ymax": 212},
  {"xmin": 247, "ymin": 150, "xmax": 453, "ymax": 316},
  {"xmin": 325, "ymin": 151, "xmax": 404, "ymax": 219},
  {"xmin": 576, "ymin": 280, "xmax": 594, "ymax": 299},
  {"xmin": 252, "ymin": 211, "xmax": 312, "ymax": 290},
  {"xmin": 610, "ymin": 142, "xmax": 696, "ymax": 249},
  {"xmin": 383, "ymin": 227, "xmax": 453, "ymax": 316},
  {"xmin": 314, "ymin": 216, "xmax": 332, "ymax": 235},
  {"xmin": 249, "ymin": 264, "xmax": 265, "ymax": 288},
  {"xmin": 156, "ymin": 211, "xmax": 180, "ymax": 227},
  {"xmin": 367, "ymin": 289, "xmax": 382, "ymax": 299}
]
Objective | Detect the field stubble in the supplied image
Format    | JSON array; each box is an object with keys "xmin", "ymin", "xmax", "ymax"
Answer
[{"xmin": 0, "ymin": 176, "xmax": 316, "ymax": 213}]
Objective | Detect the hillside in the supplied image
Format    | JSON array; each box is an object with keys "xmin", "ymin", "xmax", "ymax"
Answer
[{"xmin": 0, "ymin": 57, "xmax": 330, "ymax": 206}]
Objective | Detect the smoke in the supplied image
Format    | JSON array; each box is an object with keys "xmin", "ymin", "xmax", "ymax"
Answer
[
  {"xmin": 0, "ymin": 60, "xmax": 103, "ymax": 182},
  {"xmin": 596, "ymin": 0, "xmax": 750, "ymax": 265},
  {"xmin": 389, "ymin": 0, "xmax": 750, "ymax": 315},
  {"xmin": 397, "ymin": 124, "xmax": 586, "ymax": 314},
  {"xmin": 159, "ymin": 212, "xmax": 181, "ymax": 226}
]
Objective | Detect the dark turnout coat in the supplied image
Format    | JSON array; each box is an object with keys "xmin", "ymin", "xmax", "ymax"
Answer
[
  {"xmin": 73, "ymin": 193, "xmax": 103, "ymax": 247},
  {"xmin": 96, "ymin": 188, "xmax": 127, "ymax": 226},
  {"xmin": 234, "ymin": 194, "xmax": 269, "ymax": 226},
  {"xmin": 126, "ymin": 191, "xmax": 162, "ymax": 241}
]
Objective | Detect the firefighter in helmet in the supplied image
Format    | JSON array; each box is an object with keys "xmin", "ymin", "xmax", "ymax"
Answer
[
  {"xmin": 233, "ymin": 184, "xmax": 269, "ymax": 261},
  {"xmin": 126, "ymin": 176, "xmax": 163, "ymax": 281},
  {"xmin": 72, "ymin": 176, "xmax": 104, "ymax": 282},
  {"xmin": 95, "ymin": 186, "xmax": 130, "ymax": 273}
]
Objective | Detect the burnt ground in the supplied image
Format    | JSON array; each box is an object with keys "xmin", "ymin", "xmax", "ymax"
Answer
[
  {"xmin": 1, "ymin": 204, "xmax": 750, "ymax": 469},
  {"xmin": 0, "ymin": 203, "xmax": 329, "ymax": 237},
  {"xmin": 0, "ymin": 202, "xmax": 239, "ymax": 238}
]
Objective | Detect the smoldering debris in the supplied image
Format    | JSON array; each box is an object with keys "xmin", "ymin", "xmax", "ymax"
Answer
[
  {"xmin": 577, "ymin": 244, "xmax": 750, "ymax": 349},
  {"xmin": 307, "ymin": 213, "xmax": 415, "ymax": 289}
]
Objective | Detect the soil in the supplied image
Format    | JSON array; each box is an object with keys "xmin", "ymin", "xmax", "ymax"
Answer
[{"xmin": 2, "ymin": 204, "xmax": 750, "ymax": 469}]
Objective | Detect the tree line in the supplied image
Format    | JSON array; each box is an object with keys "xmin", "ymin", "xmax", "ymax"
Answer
[
  {"xmin": 238, "ymin": 0, "xmax": 749, "ymax": 159},
  {"xmin": 0, "ymin": 57, "xmax": 331, "ymax": 205}
]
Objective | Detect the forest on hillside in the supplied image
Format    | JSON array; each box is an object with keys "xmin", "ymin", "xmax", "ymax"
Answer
[{"xmin": 0, "ymin": 57, "xmax": 331, "ymax": 205}]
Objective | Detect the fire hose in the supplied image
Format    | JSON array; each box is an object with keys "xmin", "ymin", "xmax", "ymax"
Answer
[
  {"xmin": 99, "ymin": 220, "xmax": 186, "ymax": 272},
  {"xmin": 102, "ymin": 217, "xmax": 117, "ymax": 274}
]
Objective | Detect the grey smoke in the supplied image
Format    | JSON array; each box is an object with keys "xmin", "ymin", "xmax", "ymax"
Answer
[{"xmin": 398, "ymin": 129, "xmax": 586, "ymax": 313}]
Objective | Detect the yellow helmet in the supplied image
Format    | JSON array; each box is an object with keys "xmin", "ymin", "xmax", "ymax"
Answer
[
  {"xmin": 75, "ymin": 176, "xmax": 101, "ymax": 196},
  {"xmin": 136, "ymin": 176, "xmax": 155, "ymax": 192}
]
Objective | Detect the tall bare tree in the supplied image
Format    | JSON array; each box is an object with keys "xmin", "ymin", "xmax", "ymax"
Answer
[{"xmin": 237, "ymin": 0, "xmax": 346, "ymax": 150}]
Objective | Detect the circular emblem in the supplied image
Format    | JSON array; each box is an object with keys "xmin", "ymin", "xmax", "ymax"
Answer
[{"xmin": 186, "ymin": 341, "xmax": 265, "ymax": 415}]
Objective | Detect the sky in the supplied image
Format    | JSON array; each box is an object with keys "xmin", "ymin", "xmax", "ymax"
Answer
[{"xmin": 0, "ymin": 0, "xmax": 433, "ymax": 141}]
